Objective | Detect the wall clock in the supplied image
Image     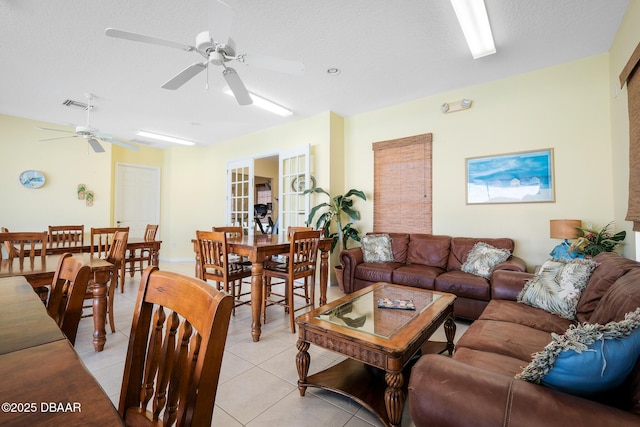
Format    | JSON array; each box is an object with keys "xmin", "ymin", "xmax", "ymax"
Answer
[
  {"xmin": 19, "ymin": 170, "xmax": 46, "ymax": 189},
  {"xmin": 291, "ymin": 174, "xmax": 316, "ymax": 192}
]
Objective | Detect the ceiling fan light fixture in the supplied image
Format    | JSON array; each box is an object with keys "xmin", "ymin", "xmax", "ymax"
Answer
[
  {"xmin": 136, "ymin": 130, "xmax": 196, "ymax": 146},
  {"xmin": 223, "ymin": 88, "xmax": 293, "ymax": 117},
  {"xmin": 450, "ymin": 0, "xmax": 496, "ymax": 59}
]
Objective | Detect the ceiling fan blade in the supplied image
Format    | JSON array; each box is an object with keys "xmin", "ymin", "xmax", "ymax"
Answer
[
  {"xmin": 105, "ymin": 28, "xmax": 195, "ymax": 52},
  {"xmin": 88, "ymin": 138, "xmax": 106, "ymax": 153},
  {"xmin": 39, "ymin": 135, "xmax": 77, "ymax": 142},
  {"xmin": 237, "ymin": 53, "xmax": 305, "ymax": 75},
  {"xmin": 101, "ymin": 137, "xmax": 139, "ymax": 151},
  {"xmin": 36, "ymin": 126, "xmax": 74, "ymax": 133},
  {"xmin": 209, "ymin": 0, "xmax": 234, "ymax": 44},
  {"xmin": 223, "ymin": 67, "xmax": 252, "ymax": 105},
  {"xmin": 161, "ymin": 62, "xmax": 207, "ymax": 90}
]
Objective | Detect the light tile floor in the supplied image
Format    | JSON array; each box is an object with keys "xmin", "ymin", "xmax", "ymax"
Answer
[{"xmin": 76, "ymin": 261, "xmax": 468, "ymax": 427}]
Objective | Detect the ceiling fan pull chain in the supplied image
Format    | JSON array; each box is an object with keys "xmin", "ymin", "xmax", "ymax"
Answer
[{"xmin": 206, "ymin": 63, "xmax": 209, "ymax": 90}]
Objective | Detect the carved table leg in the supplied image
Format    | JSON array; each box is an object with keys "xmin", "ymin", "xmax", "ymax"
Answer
[
  {"xmin": 319, "ymin": 248, "xmax": 329, "ymax": 306},
  {"xmin": 296, "ymin": 340, "xmax": 311, "ymax": 396},
  {"xmin": 92, "ymin": 272, "xmax": 109, "ymax": 352},
  {"xmin": 384, "ymin": 371, "xmax": 404, "ymax": 427},
  {"xmin": 250, "ymin": 261, "xmax": 264, "ymax": 342},
  {"xmin": 444, "ymin": 315, "xmax": 456, "ymax": 355}
]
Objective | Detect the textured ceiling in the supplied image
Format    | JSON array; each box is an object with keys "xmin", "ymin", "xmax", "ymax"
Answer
[{"xmin": 0, "ymin": 0, "xmax": 630, "ymax": 149}]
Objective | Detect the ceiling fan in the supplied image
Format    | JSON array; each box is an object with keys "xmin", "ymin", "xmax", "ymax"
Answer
[
  {"xmin": 37, "ymin": 94, "xmax": 138, "ymax": 152},
  {"xmin": 105, "ymin": 0, "xmax": 304, "ymax": 105}
]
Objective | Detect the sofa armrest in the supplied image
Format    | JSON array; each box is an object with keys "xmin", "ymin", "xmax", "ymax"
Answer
[
  {"xmin": 490, "ymin": 270, "xmax": 534, "ymax": 300},
  {"xmin": 339, "ymin": 248, "xmax": 364, "ymax": 294},
  {"xmin": 408, "ymin": 355, "xmax": 640, "ymax": 427},
  {"xmin": 494, "ymin": 255, "xmax": 527, "ymax": 272}
]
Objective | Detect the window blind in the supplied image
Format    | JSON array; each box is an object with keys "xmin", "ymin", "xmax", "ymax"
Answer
[
  {"xmin": 372, "ymin": 133, "xmax": 433, "ymax": 233},
  {"xmin": 620, "ymin": 42, "xmax": 640, "ymax": 231}
]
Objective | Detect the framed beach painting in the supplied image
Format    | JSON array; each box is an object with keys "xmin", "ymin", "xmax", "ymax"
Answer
[{"xmin": 466, "ymin": 148, "xmax": 555, "ymax": 204}]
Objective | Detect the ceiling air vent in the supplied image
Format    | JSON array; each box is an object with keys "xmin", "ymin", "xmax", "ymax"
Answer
[{"xmin": 61, "ymin": 99, "xmax": 91, "ymax": 110}]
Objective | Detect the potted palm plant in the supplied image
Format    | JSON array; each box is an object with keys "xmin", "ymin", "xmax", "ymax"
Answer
[{"xmin": 304, "ymin": 187, "xmax": 366, "ymax": 290}]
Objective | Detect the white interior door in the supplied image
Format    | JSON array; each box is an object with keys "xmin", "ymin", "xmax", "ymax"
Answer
[
  {"xmin": 226, "ymin": 158, "xmax": 254, "ymax": 235},
  {"xmin": 114, "ymin": 163, "xmax": 161, "ymax": 238},
  {"xmin": 278, "ymin": 145, "xmax": 311, "ymax": 236}
]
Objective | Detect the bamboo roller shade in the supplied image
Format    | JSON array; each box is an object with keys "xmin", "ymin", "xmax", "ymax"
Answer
[
  {"xmin": 372, "ymin": 133, "xmax": 433, "ymax": 234},
  {"xmin": 620, "ymin": 41, "xmax": 640, "ymax": 231}
]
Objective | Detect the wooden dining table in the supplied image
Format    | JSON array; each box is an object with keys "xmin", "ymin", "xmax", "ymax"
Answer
[
  {"xmin": 0, "ymin": 276, "xmax": 124, "ymax": 426},
  {"xmin": 193, "ymin": 233, "xmax": 332, "ymax": 342},
  {"xmin": 0, "ymin": 253, "xmax": 114, "ymax": 352}
]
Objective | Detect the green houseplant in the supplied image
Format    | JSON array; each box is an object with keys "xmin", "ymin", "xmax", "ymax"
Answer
[
  {"xmin": 569, "ymin": 221, "xmax": 626, "ymax": 257},
  {"xmin": 304, "ymin": 187, "xmax": 367, "ymax": 290},
  {"xmin": 304, "ymin": 187, "xmax": 366, "ymax": 252}
]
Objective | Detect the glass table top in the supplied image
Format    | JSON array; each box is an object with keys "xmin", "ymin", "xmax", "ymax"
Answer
[{"xmin": 315, "ymin": 284, "xmax": 441, "ymax": 338}]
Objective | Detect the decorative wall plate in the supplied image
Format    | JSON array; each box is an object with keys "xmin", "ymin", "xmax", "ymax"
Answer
[
  {"xmin": 291, "ymin": 174, "xmax": 316, "ymax": 192},
  {"xmin": 19, "ymin": 170, "xmax": 46, "ymax": 189}
]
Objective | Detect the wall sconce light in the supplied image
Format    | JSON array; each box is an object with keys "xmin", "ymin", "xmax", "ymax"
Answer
[
  {"xmin": 441, "ymin": 99, "xmax": 473, "ymax": 114},
  {"xmin": 549, "ymin": 219, "xmax": 582, "ymax": 259}
]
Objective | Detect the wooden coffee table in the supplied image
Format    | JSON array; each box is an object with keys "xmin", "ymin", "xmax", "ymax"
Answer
[{"xmin": 295, "ymin": 282, "xmax": 456, "ymax": 427}]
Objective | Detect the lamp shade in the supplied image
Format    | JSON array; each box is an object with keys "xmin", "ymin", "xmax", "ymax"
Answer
[{"xmin": 550, "ymin": 219, "xmax": 581, "ymax": 239}]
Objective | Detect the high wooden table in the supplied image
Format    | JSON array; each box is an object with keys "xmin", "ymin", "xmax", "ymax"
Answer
[
  {"xmin": 0, "ymin": 253, "xmax": 114, "ymax": 352},
  {"xmin": 193, "ymin": 233, "xmax": 332, "ymax": 342},
  {"xmin": 0, "ymin": 276, "xmax": 124, "ymax": 426},
  {"xmin": 295, "ymin": 283, "xmax": 456, "ymax": 427}
]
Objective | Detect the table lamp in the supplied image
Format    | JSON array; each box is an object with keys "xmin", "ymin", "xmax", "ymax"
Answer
[{"xmin": 549, "ymin": 219, "xmax": 582, "ymax": 259}]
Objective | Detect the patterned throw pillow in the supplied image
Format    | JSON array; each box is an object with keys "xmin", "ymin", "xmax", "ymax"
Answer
[
  {"xmin": 361, "ymin": 234, "xmax": 394, "ymax": 263},
  {"xmin": 516, "ymin": 308, "xmax": 640, "ymax": 396},
  {"xmin": 460, "ymin": 242, "xmax": 511, "ymax": 279},
  {"xmin": 517, "ymin": 258, "xmax": 597, "ymax": 320}
]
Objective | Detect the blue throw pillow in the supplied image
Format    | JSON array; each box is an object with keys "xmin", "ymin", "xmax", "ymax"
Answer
[{"xmin": 516, "ymin": 308, "xmax": 640, "ymax": 396}]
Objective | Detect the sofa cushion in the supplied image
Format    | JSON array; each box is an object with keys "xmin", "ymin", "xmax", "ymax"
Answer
[
  {"xmin": 354, "ymin": 262, "xmax": 403, "ymax": 284},
  {"xmin": 453, "ymin": 347, "xmax": 529, "ymax": 377},
  {"xmin": 461, "ymin": 242, "xmax": 511, "ymax": 279},
  {"xmin": 577, "ymin": 252, "xmax": 639, "ymax": 323},
  {"xmin": 480, "ymin": 300, "xmax": 573, "ymax": 334},
  {"xmin": 517, "ymin": 258, "xmax": 597, "ymax": 320},
  {"xmin": 435, "ymin": 270, "xmax": 490, "ymax": 300},
  {"xmin": 516, "ymin": 308, "xmax": 640, "ymax": 397},
  {"xmin": 391, "ymin": 264, "xmax": 444, "ymax": 290},
  {"xmin": 456, "ymin": 319, "xmax": 552, "ymax": 361},
  {"xmin": 406, "ymin": 234, "xmax": 451, "ymax": 269},
  {"xmin": 361, "ymin": 233, "xmax": 394, "ymax": 263},
  {"xmin": 447, "ymin": 237, "xmax": 515, "ymax": 271},
  {"xmin": 590, "ymin": 269, "xmax": 640, "ymax": 325}
]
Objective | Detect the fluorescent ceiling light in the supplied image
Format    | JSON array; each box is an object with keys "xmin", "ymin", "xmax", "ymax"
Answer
[
  {"xmin": 136, "ymin": 130, "xmax": 196, "ymax": 146},
  {"xmin": 450, "ymin": 0, "xmax": 496, "ymax": 59},
  {"xmin": 223, "ymin": 89, "xmax": 293, "ymax": 117}
]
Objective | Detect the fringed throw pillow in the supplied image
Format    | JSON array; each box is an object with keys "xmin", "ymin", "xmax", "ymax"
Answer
[
  {"xmin": 517, "ymin": 258, "xmax": 597, "ymax": 320},
  {"xmin": 516, "ymin": 308, "xmax": 640, "ymax": 396},
  {"xmin": 361, "ymin": 234, "xmax": 394, "ymax": 263},
  {"xmin": 461, "ymin": 242, "xmax": 511, "ymax": 279}
]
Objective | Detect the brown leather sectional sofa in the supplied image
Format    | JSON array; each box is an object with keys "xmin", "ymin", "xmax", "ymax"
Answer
[
  {"xmin": 408, "ymin": 252, "xmax": 640, "ymax": 426},
  {"xmin": 339, "ymin": 233, "xmax": 527, "ymax": 319}
]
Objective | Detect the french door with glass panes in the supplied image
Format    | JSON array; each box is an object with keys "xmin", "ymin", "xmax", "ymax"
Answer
[{"xmin": 226, "ymin": 159, "xmax": 254, "ymax": 235}]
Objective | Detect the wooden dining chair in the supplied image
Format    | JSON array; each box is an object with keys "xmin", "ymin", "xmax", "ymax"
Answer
[
  {"xmin": 46, "ymin": 253, "xmax": 91, "ymax": 346},
  {"xmin": 119, "ymin": 266, "xmax": 233, "ymax": 427},
  {"xmin": 125, "ymin": 224, "xmax": 158, "ymax": 289},
  {"xmin": 212, "ymin": 225, "xmax": 250, "ymax": 264},
  {"xmin": 0, "ymin": 230, "xmax": 49, "ymax": 302},
  {"xmin": 196, "ymin": 230, "xmax": 252, "ymax": 315},
  {"xmin": 84, "ymin": 230, "xmax": 129, "ymax": 333},
  {"xmin": 48, "ymin": 225, "xmax": 84, "ymax": 250},
  {"xmin": 90, "ymin": 227, "xmax": 129, "ymax": 291},
  {"xmin": 262, "ymin": 229, "xmax": 322, "ymax": 333}
]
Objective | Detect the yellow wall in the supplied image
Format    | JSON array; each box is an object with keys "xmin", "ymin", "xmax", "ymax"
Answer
[
  {"xmin": 159, "ymin": 113, "xmax": 332, "ymax": 259},
  {"xmin": 0, "ymin": 114, "xmax": 112, "ymax": 230},
  {"xmin": 345, "ymin": 55, "xmax": 613, "ymax": 267}
]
